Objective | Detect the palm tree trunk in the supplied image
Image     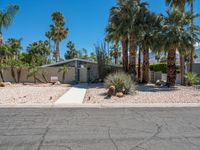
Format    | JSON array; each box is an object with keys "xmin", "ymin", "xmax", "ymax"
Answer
[
  {"xmin": 42, "ymin": 74, "xmax": 49, "ymax": 83},
  {"xmin": 114, "ymin": 57, "xmax": 117, "ymax": 64},
  {"xmin": 55, "ymin": 41, "xmax": 60, "ymax": 62},
  {"xmin": 180, "ymin": 54, "xmax": 185, "ymax": 85},
  {"xmin": 17, "ymin": 68, "xmax": 22, "ymax": 83},
  {"xmin": 189, "ymin": 49, "xmax": 193, "ymax": 72},
  {"xmin": 189, "ymin": 1, "xmax": 194, "ymax": 72},
  {"xmin": 138, "ymin": 49, "xmax": 141, "ymax": 82},
  {"xmin": 62, "ymin": 72, "xmax": 65, "ymax": 83},
  {"xmin": 35, "ymin": 76, "xmax": 44, "ymax": 83},
  {"xmin": 0, "ymin": 32, "xmax": 3, "ymax": 46},
  {"xmin": 142, "ymin": 49, "xmax": 149, "ymax": 84},
  {"xmin": 129, "ymin": 32, "xmax": 136, "ymax": 75},
  {"xmin": 0, "ymin": 70, "xmax": 4, "ymax": 82},
  {"xmin": 167, "ymin": 48, "xmax": 176, "ymax": 86},
  {"xmin": 11, "ymin": 68, "xmax": 17, "ymax": 83},
  {"xmin": 122, "ymin": 37, "xmax": 128, "ymax": 72}
]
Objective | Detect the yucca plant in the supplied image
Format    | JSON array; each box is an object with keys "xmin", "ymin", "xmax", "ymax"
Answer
[
  {"xmin": 105, "ymin": 72, "xmax": 135, "ymax": 94},
  {"xmin": 185, "ymin": 72, "xmax": 200, "ymax": 86}
]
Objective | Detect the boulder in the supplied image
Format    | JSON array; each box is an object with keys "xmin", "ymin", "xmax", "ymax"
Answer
[
  {"xmin": 155, "ymin": 80, "xmax": 162, "ymax": 86},
  {"xmin": 54, "ymin": 81, "xmax": 61, "ymax": 85},
  {"xmin": 116, "ymin": 92, "xmax": 124, "ymax": 98},
  {"xmin": 107, "ymin": 86, "xmax": 116, "ymax": 97},
  {"xmin": 0, "ymin": 82, "xmax": 5, "ymax": 87}
]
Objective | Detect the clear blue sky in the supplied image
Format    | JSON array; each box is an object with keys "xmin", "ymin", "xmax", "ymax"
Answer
[{"xmin": 1, "ymin": 0, "xmax": 200, "ymax": 58}]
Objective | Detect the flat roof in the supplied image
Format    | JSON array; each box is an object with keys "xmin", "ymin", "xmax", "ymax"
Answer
[{"xmin": 41, "ymin": 58, "xmax": 122, "ymax": 68}]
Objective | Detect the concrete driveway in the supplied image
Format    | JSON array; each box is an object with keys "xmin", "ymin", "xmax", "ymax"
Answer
[{"xmin": 0, "ymin": 107, "xmax": 200, "ymax": 150}]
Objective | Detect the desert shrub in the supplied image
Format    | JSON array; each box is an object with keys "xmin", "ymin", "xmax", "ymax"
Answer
[
  {"xmin": 185, "ymin": 72, "xmax": 200, "ymax": 86},
  {"xmin": 105, "ymin": 72, "xmax": 135, "ymax": 94},
  {"xmin": 0, "ymin": 82, "xmax": 5, "ymax": 87},
  {"xmin": 150, "ymin": 63, "xmax": 180, "ymax": 73}
]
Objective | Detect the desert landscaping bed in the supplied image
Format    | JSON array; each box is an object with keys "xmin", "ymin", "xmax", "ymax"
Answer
[
  {"xmin": 84, "ymin": 83, "xmax": 200, "ymax": 104},
  {"xmin": 0, "ymin": 83, "xmax": 71, "ymax": 105}
]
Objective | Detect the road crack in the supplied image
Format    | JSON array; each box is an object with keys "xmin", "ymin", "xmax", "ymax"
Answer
[
  {"xmin": 129, "ymin": 124, "xmax": 162, "ymax": 150},
  {"xmin": 36, "ymin": 125, "xmax": 50, "ymax": 150},
  {"xmin": 108, "ymin": 127, "xmax": 120, "ymax": 150}
]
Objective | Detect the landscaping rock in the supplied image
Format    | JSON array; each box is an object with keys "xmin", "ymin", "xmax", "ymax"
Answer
[
  {"xmin": 3, "ymin": 82, "xmax": 12, "ymax": 86},
  {"xmin": 116, "ymin": 92, "xmax": 124, "ymax": 98},
  {"xmin": 0, "ymin": 82, "xmax": 5, "ymax": 87},
  {"xmin": 55, "ymin": 81, "xmax": 61, "ymax": 85},
  {"xmin": 107, "ymin": 86, "xmax": 116, "ymax": 97},
  {"xmin": 155, "ymin": 80, "xmax": 162, "ymax": 86}
]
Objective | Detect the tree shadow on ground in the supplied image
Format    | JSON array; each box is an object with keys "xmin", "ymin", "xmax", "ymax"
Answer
[{"xmin": 136, "ymin": 84, "xmax": 179, "ymax": 93}]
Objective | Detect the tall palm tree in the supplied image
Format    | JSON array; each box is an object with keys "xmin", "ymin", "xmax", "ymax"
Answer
[
  {"xmin": 137, "ymin": 12, "xmax": 163, "ymax": 83},
  {"xmin": 0, "ymin": 5, "xmax": 19, "ymax": 46},
  {"xmin": 126, "ymin": 0, "xmax": 148, "ymax": 75},
  {"xmin": 49, "ymin": 12, "xmax": 68, "ymax": 62},
  {"xmin": 165, "ymin": 0, "xmax": 195, "ymax": 72},
  {"xmin": 106, "ymin": 4, "xmax": 129, "ymax": 72},
  {"xmin": 50, "ymin": 24, "xmax": 68, "ymax": 62},
  {"xmin": 52, "ymin": 11, "xmax": 65, "ymax": 26},
  {"xmin": 160, "ymin": 9, "xmax": 199, "ymax": 86}
]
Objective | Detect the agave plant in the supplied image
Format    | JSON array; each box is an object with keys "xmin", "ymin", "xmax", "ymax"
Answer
[
  {"xmin": 185, "ymin": 72, "xmax": 200, "ymax": 86},
  {"xmin": 105, "ymin": 72, "xmax": 135, "ymax": 94}
]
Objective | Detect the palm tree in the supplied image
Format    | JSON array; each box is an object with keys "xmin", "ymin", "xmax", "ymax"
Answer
[
  {"xmin": 0, "ymin": 5, "xmax": 19, "ymax": 46},
  {"xmin": 50, "ymin": 25, "xmax": 68, "ymax": 62},
  {"xmin": 65, "ymin": 41, "xmax": 78, "ymax": 59},
  {"xmin": 106, "ymin": 2, "xmax": 129, "ymax": 72},
  {"xmin": 58, "ymin": 65, "xmax": 69, "ymax": 83},
  {"xmin": 165, "ymin": 0, "xmax": 193, "ymax": 11},
  {"xmin": 110, "ymin": 43, "xmax": 121, "ymax": 64},
  {"xmin": 27, "ymin": 66, "xmax": 44, "ymax": 84},
  {"xmin": 127, "ymin": 1, "xmax": 148, "ymax": 75},
  {"xmin": 5, "ymin": 38, "xmax": 22, "ymax": 59},
  {"xmin": 27, "ymin": 40, "xmax": 50, "ymax": 65},
  {"xmin": 52, "ymin": 11, "xmax": 65, "ymax": 26},
  {"xmin": 49, "ymin": 12, "xmax": 68, "ymax": 62},
  {"xmin": 160, "ymin": 9, "xmax": 199, "ymax": 86},
  {"xmin": 165, "ymin": 0, "xmax": 195, "ymax": 72},
  {"xmin": 137, "ymin": 12, "xmax": 163, "ymax": 84}
]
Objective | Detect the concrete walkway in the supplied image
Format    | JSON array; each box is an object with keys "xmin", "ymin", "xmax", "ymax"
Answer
[{"xmin": 55, "ymin": 83, "xmax": 88, "ymax": 105}]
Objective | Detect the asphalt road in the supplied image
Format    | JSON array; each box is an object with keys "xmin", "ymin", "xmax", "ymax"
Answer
[{"xmin": 0, "ymin": 107, "xmax": 200, "ymax": 150}]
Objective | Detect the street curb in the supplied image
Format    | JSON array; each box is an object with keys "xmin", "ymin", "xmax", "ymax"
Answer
[{"xmin": 1, "ymin": 103, "xmax": 200, "ymax": 108}]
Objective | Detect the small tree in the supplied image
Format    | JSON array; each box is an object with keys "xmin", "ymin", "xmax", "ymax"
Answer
[
  {"xmin": 41, "ymin": 69, "xmax": 49, "ymax": 83},
  {"xmin": 58, "ymin": 65, "xmax": 69, "ymax": 83},
  {"xmin": 27, "ymin": 66, "xmax": 44, "ymax": 84},
  {"xmin": 95, "ymin": 42, "xmax": 108, "ymax": 80}
]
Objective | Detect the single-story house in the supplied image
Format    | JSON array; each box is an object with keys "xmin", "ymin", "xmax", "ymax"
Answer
[{"xmin": 42, "ymin": 58, "xmax": 122, "ymax": 83}]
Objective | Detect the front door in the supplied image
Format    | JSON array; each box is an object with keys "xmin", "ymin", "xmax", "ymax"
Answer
[{"xmin": 79, "ymin": 68, "xmax": 88, "ymax": 83}]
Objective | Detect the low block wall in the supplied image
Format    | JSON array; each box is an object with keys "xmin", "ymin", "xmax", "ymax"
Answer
[{"xmin": 0, "ymin": 67, "xmax": 75, "ymax": 83}]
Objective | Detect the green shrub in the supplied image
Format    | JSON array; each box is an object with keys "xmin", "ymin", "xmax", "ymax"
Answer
[
  {"xmin": 150, "ymin": 63, "xmax": 180, "ymax": 74},
  {"xmin": 104, "ymin": 72, "xmax": 135, "ymax": 94},
  {"xmin": 0, "ymin": 82, "xmax": 5, "ymax": 87},
  {"xmin": 150, "ymin": 63, "xmax": 167, "ymax": 73},
  {"xmin": 185, "ymin": 72, "xmax": 200, "ymax": 86}
]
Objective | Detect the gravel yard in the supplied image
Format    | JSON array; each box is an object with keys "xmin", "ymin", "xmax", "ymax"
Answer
[
  {"xmin": 84, "ymin": 83, "xmax": 200, "ymax": 104},
  {"xmin": 0, "ymin": 84, "xmax": 71, "ymax": 105}
]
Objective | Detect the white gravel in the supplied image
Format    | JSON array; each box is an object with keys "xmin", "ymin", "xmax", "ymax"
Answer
[
  {"xmin": 84, "ymin": 83, "xmax": 200, "ymax": 104},
  {"xmin": 0, "ymin": 84, "xmax": 71, "ymax": 105}
]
